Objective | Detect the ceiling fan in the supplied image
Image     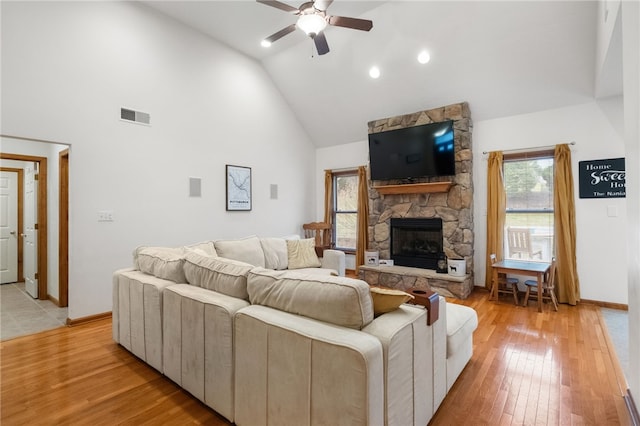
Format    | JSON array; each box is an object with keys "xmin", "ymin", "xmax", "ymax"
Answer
[{"xmin": 257, "ymin": 0, "xmax": 373, "ymax": 55}]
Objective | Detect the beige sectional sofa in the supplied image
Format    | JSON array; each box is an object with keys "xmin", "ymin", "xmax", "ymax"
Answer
[{"xmin": 112, "ymin": 235, "xmax": 477, "ymax": 425}]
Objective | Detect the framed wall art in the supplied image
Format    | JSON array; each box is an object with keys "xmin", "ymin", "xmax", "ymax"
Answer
[{"xmin": 226, "ymin": 165, "xmax": 252, "ymax": 211}]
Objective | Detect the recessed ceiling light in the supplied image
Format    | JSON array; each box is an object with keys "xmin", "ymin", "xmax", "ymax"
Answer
[
  {"xmin": 369, "ymin": 66, "xmax": 381, "ymax": 79},
  {"xmin": 417, "ymin": 50, "xmax": 431, "ymax": 64},
  {"xmin": 261, "ymin": 40, "xmax": 271, "ymax": 48}
]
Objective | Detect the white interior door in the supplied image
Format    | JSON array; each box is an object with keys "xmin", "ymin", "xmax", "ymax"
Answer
[
  {"xmin": 0, "ymin": 171, "xmax": 19, "ymax": 284},
  {"xmin": 24, "ymin": 164, "xmax": 38, "ymax": 298}
]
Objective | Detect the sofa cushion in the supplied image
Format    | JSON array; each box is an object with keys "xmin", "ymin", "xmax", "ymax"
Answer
[
  {"xmin": 183, "ymin": 252, "xmax": 253, "ymax": 300},
  {"xmin": 293, "ymin": 268, "xmax": 337, "ymax": 276},
  {"xmin": 260, "ymin": 238, "xmax": 288, "ymax": 270},
  {"xmin": 234, "ymin": 304, "xmax": 384, "ymax": 426},
  {"xmin": 446, "ymin": 304, "xmax": 478, "ymax": 357},
  {"xmin": 214, "ymin": 236, "xmax": 265, "ymax": 268},
  {"xmin": 369, "ymin": 287, "xmax": 414, "ymax": 316},
  {"xmin": 163, "ymin": 284, "xmax": 250, "ymax": 422},
  {"xmin": 135, "ymin": 246, "xmax": 186, "ymax": 283},
  {"xmin": 286, "ymin": 238, "xmax": 321, "ymax": 270},
  {"xmin": 247, "ymin": 268, "xmax": 374, "ymax": 329}
]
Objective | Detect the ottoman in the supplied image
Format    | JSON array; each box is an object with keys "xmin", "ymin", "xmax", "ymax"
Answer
[{"xmin": 445, "ymin": 303, "xmax": 478, "ymax": 390}]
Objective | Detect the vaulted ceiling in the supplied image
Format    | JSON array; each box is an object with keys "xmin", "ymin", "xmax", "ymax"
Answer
[{"xmin": 143, "ymin": 1, "xmax": 616, "ymax": 148}]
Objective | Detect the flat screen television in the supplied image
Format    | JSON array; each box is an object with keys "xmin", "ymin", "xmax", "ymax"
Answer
[{"xmin": 368, "ymin": 120, "xmax": 455, "ymax": 181}]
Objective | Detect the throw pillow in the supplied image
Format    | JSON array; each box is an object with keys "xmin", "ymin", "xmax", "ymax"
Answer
[
  {"xmin": 184, "ymin": 240, "xmax": 217, "ymax": 257},
  {"xmin": 260, "ymin": 237, "xmax": 288, "ymax": 270},
  {"xmin": 286, "ymin": 238, "xmax": 321, "ymax": 270},
  {"xmin": 370, "ymin": 287, "xmax": 414, "ymax": 315},
  {"xmin": 214, "ymin": 236, "xmax": 266, "ymax": 268}
]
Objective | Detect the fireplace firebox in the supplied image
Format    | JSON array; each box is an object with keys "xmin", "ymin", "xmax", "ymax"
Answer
[{"xmin": 390, "ymin": 218, "xmax": 443, "ymax": 269}]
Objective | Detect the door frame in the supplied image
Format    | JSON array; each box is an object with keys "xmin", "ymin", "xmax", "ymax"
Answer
[
  {"xmin": 59, "ymin": 149, "xmax": 69, "ymax": 307},
  {"xmin": 0, "ymin": 152, "xmax": 48, "ymax": 300},
  {"xmin": 0, "ymin": 167, "xmax": 24, "ymax": 282}
]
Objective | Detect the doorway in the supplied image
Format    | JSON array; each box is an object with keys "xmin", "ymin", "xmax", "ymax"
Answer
[
  {"xmin": 1, "ymin": 137, "xmax": 69, "ymax": 308},
  {"xmin": 59, "ymin": 149, "xmax": 69, "ymax": 307},
  {"xmin": 0, "ymin": 168, "xmax": 23, "ymax": 284},
  {"xmin": 0, "ymin": 152, "xmax": 48, "ymax": 300}
]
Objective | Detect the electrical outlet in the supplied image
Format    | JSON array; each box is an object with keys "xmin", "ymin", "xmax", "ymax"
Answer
[{"xmin": 98, "ymin": 210, "xmax": 114, "ymax": 222}]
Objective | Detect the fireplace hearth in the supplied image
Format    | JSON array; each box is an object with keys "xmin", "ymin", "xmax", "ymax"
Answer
[{"xmin": 390, "ymin": 218, "xmax": 443, "ymax": 269}]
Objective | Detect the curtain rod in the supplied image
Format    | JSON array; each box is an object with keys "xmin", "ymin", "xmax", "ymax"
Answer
[{"xmin": 482, "ymin": 141, "xmax": 575, "ymax": 155}]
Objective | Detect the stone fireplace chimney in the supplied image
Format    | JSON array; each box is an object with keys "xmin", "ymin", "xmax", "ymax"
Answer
[{"xmin": 366, "ymin": 102, "xmax": 474, "ymax": 281}]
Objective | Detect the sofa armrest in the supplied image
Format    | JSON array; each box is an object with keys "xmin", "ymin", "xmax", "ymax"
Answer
[
  {"xmin": 362, "ymin": 305, "xmax": 435, "ymax": 425},
  {"xmin": 320, "ymin": 249, "xmax": 345, "ymax": 276},
  {"xmin": 234, "ymin": 305, "xmax": 384, "ymax": 426}
]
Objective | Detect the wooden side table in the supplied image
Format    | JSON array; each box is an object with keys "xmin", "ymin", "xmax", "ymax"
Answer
[{"xmin": 406, "ymin": 287, "xmax": 439, "ymax": 325}]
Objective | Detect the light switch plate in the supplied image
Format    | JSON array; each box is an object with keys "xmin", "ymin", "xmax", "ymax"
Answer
[{"xmin": 98, "ymin": 210, "xmax": 114, "ymax": 222}]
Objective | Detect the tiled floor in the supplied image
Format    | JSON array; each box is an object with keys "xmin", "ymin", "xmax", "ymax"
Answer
[
  {"xmin": 601, "ymin": 307, "xmax": 629, "ymax": 380},
  {"xmin": 0, "ymin": 282, "xmax": 68, "ymax": 341}
]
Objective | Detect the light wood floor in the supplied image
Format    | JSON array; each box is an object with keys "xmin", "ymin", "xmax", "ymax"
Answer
[{"xmin": 0, "ymin": 289, "xmax": 631, "ymax": 425}]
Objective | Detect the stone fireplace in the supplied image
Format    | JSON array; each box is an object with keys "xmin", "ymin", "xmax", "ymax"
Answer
[
  {"xmin": 360, "ymin": 102, "xmax": 474, "ymax": 299},
  {"xmin": 390, "ymin": 218, "xmax": 443, "ymax": 269}
]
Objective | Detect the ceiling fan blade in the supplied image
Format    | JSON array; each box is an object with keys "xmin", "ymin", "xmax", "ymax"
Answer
[
  {"xmin": 264, "ymin": 24, "xmax": 297, "ymax": 43},
  {"xmin": 328, "ymin": 15, "xmax": 373, "ymax": 31},
  {"xmin": 256, "ymin": 0, "xmax": 299, "ymax": 13},
  {"xmin": 313, "ymin": 0, "xmax": 333, "ymax": 11},
  {"xmin": 314, "ymin": 32, "xmax": 330, "ymax": 55}
]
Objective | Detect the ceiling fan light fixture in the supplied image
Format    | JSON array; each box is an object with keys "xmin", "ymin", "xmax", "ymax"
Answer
[{"xmin": 296, "ymin": 13, "xmax": 327, "ymax": 37}]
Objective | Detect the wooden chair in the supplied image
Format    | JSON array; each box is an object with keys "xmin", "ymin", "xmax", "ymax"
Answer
[
  {"xmin": 303, "ymin": 222, "xmax": 332, "ymax": 257},
  {"xmin": 490, "ymin": 253, "xmax": 520, "ymax": 305},
  {"xmin": 523, "ymin": 258, "xmax": 558, "ymax": 311},
  {"xmin": 506, "ymin": 227, "xmax": 542, "ymax": 259}
]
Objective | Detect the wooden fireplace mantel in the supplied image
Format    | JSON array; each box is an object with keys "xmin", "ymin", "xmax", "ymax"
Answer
[{"xmin": 373, "ymin": 182, "xmax": 453, "ymax": 195}]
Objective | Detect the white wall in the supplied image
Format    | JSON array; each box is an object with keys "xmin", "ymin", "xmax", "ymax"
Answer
[
  {"xmin": 595, "ymin": 0, "xmax": 622, "ymax": 96},
  {"xmin": 474, "ymin": 101, "xmax": 627, "ymax": 304},
  {"xmin": 621, "ymin": 0, "xmax": 640, "ymax": 403},
  {"xmin": 315, "ymin": 140, "xmax": 369, "ymax": 220},
  {"xmin": 316, "ymin": 100, "xmax": 628, "ymax": 304},
  {"xmin": 315, "ymin": 140, "xmax": 369, "ymax": 270},
  {"xmin": 0, "ymin": 138, "xmax": 68, "ymax": 300},
  {"xmin": 1, "ymin": 2, "xmax": 317, "ymax": 319}
]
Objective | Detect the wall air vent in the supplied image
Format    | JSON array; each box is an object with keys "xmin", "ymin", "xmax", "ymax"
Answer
[{"xmin": 120, "ymin": 108, "xmax": 150, "ymax": 125}]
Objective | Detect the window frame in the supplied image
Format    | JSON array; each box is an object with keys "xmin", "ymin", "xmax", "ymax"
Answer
[{"xmin": 331, "ymin": 170, "xmax": 358, "ymax": 254}]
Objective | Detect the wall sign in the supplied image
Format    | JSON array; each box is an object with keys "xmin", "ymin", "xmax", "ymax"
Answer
[{"xmin": 578, "ymin": 157, "xmax": 625, "ymax": 199}]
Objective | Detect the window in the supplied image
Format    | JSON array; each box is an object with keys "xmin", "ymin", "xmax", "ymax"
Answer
[
  {"xmin": 503, "ymin": 151, "xmax": 554, "ymax": 262},
  {"xmin": 333, "ymin": 171, "xmax": 358, "ymax": 251}
]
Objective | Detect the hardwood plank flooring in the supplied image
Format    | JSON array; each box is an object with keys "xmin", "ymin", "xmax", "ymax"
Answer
[
  {"xmin": 430, "ymin": 290, "xmax": 631, "ymax": 426},
  {"xmin": 0, "ymin": 289, "xmax": 631, "ymax": 425}
]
